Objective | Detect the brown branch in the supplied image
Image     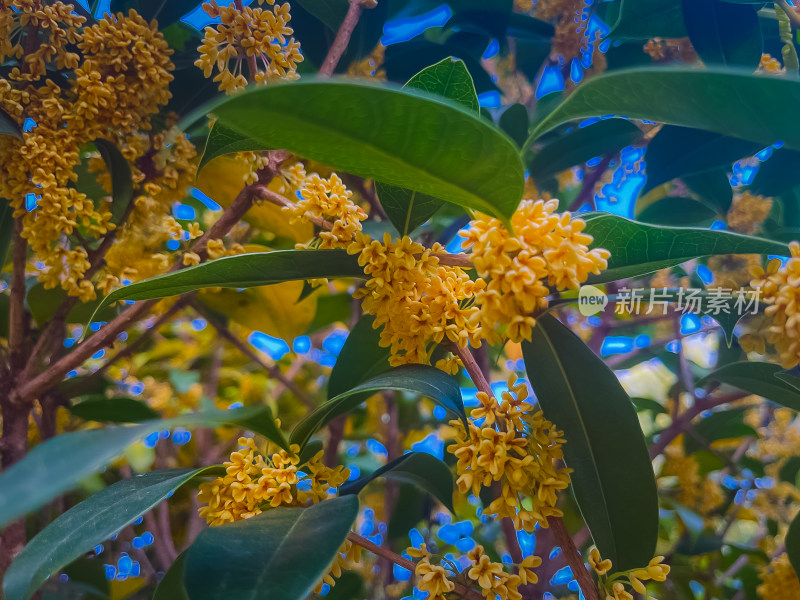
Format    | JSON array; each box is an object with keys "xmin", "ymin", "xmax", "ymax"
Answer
[
  {"xmin": 190, "ymin": 301, "xmax": 317, "ymax": 410},
  {"xmin": 347, "ymin": 532, "xmax": 484, "ymax": 600},
  {"xmin": 569, "ymin": 154, "xmax": 614, "ymax": 212},
  {"xmin": 9, "ymin": 216, "xmax": 28, "ymax": 378},
  {"xmin": 448, "ymin": 342, "xmax": 492, "ymax": 396},
  {"xmin": 319, "ymin": 0, "xmax": 373, "ymax": 76},
  {"xmin": 550, "ymin": 517, "xmax": 600, "ymax": 600}
]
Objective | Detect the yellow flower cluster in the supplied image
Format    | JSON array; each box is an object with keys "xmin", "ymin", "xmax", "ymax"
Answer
[
  {"xmin": 0, "ymin": 4, "xmax": 180, "ymax": 300},
  {"xmin": 749, "ymin": 242, "xmax": 800, "ymax": 368},
  {"xmin": 448, "ymin": 375, "xmax": 571, "ymax": 531},
  {"xmin": 314, "ymin": 539, "xmax": 362, "ymax": 594},
  {"xmin": 347, "ymin": 43, "xmax": 386, "ymax": 80},
  {"xmin": 407, "ymin": 543, "xmax": 540, "ymax": 600},
  {"xmin": 195, "ymin": 0, "xmax": 302, "ymax": 93},
  {"xmin": 463, "ymin": 200, "xmax": 609, "ymax": 343},
  {"xmin": 759, "ymin": 53, "xmax": 785, "ymax": 74},
  {"xmin": 589, "ymin": 550, "xmax": 670, "ymax": 600},
  {"xmin": 197, "ymin": 437, "xmax": 349, "ymax": 525},
  {"xmin": 661, "ymin": 441, "xmax": 724, "ymax": 514},
  {"xmin": 728, "ymin": 191, "xmax": 772, "ymax": 235},
  {"xmin": 757, "ymin": 554, "xmax": 800, "ymax": 599}
]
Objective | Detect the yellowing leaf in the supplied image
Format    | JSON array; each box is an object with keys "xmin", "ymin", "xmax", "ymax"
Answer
[{"xmin": 195, "ymin": 155, "xmax": 312, "ymax": 242}]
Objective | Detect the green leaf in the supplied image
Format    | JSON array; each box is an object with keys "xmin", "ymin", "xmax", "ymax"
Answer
[
  {"xmin": 199, "ymin": 122, "xmax": 270, "ymax": 170},
  {"xmin": 642, "ymin": 126, "xmax": 760, "ymax": 195},
  {"xmin": 94, "ymin": 139, "xmax": 134, "ymax": 226},
  {"xmin": 340, "ymin": 452, "xmax": 455, "ymax": 512},
  {"xmin": 3, "ymin": 469, "xmax": 212, "ymax": 600},
  {"xmin": 583, "ymin": 212, "xmax": 790, "ymax": 283},
  {"xmin": 69, "ymin": 397, "xmax": 160, "ymax": 423},
  {"xmin": 92, "ymin": 249, "xmax": 363, "ymax": 317},
  {"xmin": 327, "ymin": 315, "xmax": 391, "ymax": 399},
  {"xmin": 0, "ymin": 406, "xmax": 288, "ymax": 528},
  {"xmin": 293, "ymin": 365, "xmax": 466, "ymax": 448},
  {"xmin": 498, "ymin": 103, "xmax": 529, "ymax": 149},
  {"xmin": 636, "ymin": 197, "xmax": 717, "ymax": 226},
  {"xmin": 700, "ymin": 361, "xmax": 800, "ymax": 410},
  {"xmin": 749, "ymin": 149, "xmax": 800, "ymax": 197},
  {"xmin": 528, "ymin": 119, "xmax": 642, "ymax": 181},
  {"xmin": 684, "ymin": 408, "xmax": 756, "ymax": 453},
  {"xmin": 682, "ymin": 0, "xmax": 762, "ymax": 69},
  {"xmin": 603, "ymin": 0, "xmax": 686, "ymax": 40},
  {"xmin": 683, "ymin": 169, "xmax": 733, "ymax": 214},
  {"xmin": 631, "ymin": 397, "xmax": 668, "ymax": 415},
  {"xmin": 522, "ymin": 313, "xmax": 658, "ymax": 571},
  {"xmin": 775, "ymin": 366, "xmax": 800, "ymax": 392},
  {"xmin": 375, "ymin": 57, "xmax": 479, "ymax": 235},
  {"xmin": 200, "ymin": 79, "xmax": 524, "ymax": 220},
  {"xmin": 526, "ymin": 68, "xmax": 800, "ymax": 152},
  {"xmin": 0, "ymin": 198, "xmax": 13, "ymax": 268},
  {"xmin": 0, "ymin": 106, "xmax": 23, "ymax": 139},
  {"xmin": 153, "ymin": 551, "xmax": 189, "ymax": 600},
  {"xmin": 184, "ymin": 495, "xmax": 359, "ymax": 600},
  {"xmin": 27, "ymin": 282, "xmax": 121, "ymax": 327},
  {"xmin": 786, "ymin": 510, "xmax": 800, "ymax": 579}
]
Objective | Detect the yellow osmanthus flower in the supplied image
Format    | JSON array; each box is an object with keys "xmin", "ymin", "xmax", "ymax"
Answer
[
  {"xmin": 592, "ymin": 551, "xmax": 670, "ymax": 600},
  {"xmin": 448, "ymin": 375, "xmax": 571, "ymax": 531},
  {"xmin": 589, "ymin": 548, "xmax": 612, "ymax": 576},
  {"xmin": 661, "ymin": 441, "xmax": 724, "ymax": 514},
  {"xmin": 463, "ymin": 199, "xmax": 610, "ymax": 343},
  {"xmin": 197, "ymin": 437, "xmax": 349, "ymax": 525},
  {"xmin": 347, "ymin": 43, "xmax": 386, "ymax": 80},
  {"xmin": 406, "ymin": 544, "xmax": 455, "ymax": 600},
  {"xmin": 195, "ymin": 0, "xmax": 303, "ymax": 93},
  {"xmin": 757, "ymin": 553, "xmax": 800, "ymax": 598},
  {"xmin": 759, "ymin": 52, "xmax": 785, "ymax": 74},
  {"xmin": 750, "ymin": 242, "xmax": 800, "ymax": 368},
  {"xmin": 728, "ymin": 191, "xmax": 772, "ymax": 235}
]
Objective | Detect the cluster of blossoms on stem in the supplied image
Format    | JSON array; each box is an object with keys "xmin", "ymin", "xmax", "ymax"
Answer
[
  {"xmin": 197, "ymin": 436, "xmax": 349, "ymax": 525},
  {"xmin": 748, "ymin": 242, "xmax": 800, "ymax": 368},
  {"xmin": 757, "ymin": 553, "xmax": 800, "ymax": 597},
  {"xmin": 660, "ymin": 440, "xmax": 725, "ymax": 514},
  {"xmin": 589, "ymin": 549, "xmax": 670, "ymax": 600},
  {"xmin": 727, "ymin": 191, "xmax": 772, "ymax": 235},
  {"xmin": 195, "ymin": 0, "xmax": 302, "ymax": 93},
  {"xmin": 0, "ymin": 2, "xmax": 192, "ymax": 300},
  {"xmin": 463, "ymin": 199, "xmax": 610, "ymax": 344},
  {"xmin": 407, "ymin": 543, "xmax": 540, "ymax": 600},
  {"xmin": 448, "ymin": 375, "xmax": 571, "ymax": 531}
]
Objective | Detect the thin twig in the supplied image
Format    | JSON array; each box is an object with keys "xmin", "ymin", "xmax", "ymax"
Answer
[
  {"xmin": 550, "ymin": 517, "xmax": 600, "ymax": 600},
  {"xmin": 9, "ymin": 216, "xmax": 28, "ymax": 378},
  {"xmin": 319, "ymin": 0, "xmax": 372, "ymax": 76}
]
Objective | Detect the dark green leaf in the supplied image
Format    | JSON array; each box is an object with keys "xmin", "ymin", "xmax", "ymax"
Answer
[
  {"xmin": 527, "ymin": 68, "xmax": 800, "ymax": 152},
  {"xmin": 0, "ymin": 406, "xmax": 288, "ymax": 528},
  {"xmin": 297, "ymin": 440, "xmax": 324, "ymax": 467},
  {"xmin": 684, "ymin": 169, "xmax": 733, "ymax": 214},
  {"xmin": 528, "ymin": 119, "xmax": 641, "ymax": 181},
  {"xmin": 583, "ymin": 212, "xmax": 790, "ymax": 283},
  {"xmin": 684, "ymin": 408, "xmax": 756, "ymax": 453},
  {"xmin": 603, "ymin": 0, "xmax": 686, "ymax": 40},
  {"xmin": 184, "ymin": 495, "xmax": 359, "ymax": 600},
  {"xmin": 682, "ymin": 0, "xmax": 762, "ymax": 68},
  {"xmin": 0, "ymin": 198, "xmax": 13, "ymax": 268},
  {"xmin": 3, "ymin": 469, "xmax": 211, "ymax": 600},
  {"xmin": 786, "ymin": 512, "xmax": 800, "ymax": 580},
  {"xmin": 642, "ymin": 126, "xmax": 760, "ymax": 195},
  {"xmin": 199, "ymin": 122, "xmax": 270, "ymax": 170},
  {"xmin": 293, "ymin": 365, "xmax": 466, "ymax": 448},
  {"xmin": 93, "ymin": 250, "xmax": 363, "ymax": 317},
  {"xmin": 327, "ymin": 315, "xmax": 391, "ymax": 399},
  {"xmin": 637, "ymin": 197, "xmax": 717, "ymax": 226},
  {"xmin": 340, "ymin": 452, "xmax": 455, "ymax": 512},
  {"xmin": 749, "ymin": 149, "xmax": 800, "ymax": 197},
  {"xmin": 308, "ymin": 293, "xmax": 352, "ymax": 332},
  {"xmin": 93, "ymin": 139, "xmax": 134, "ymax": 226},
  {"xmin": 700, "ymin": 361, "xmax": 800, "ymax": 410},
  {"xmin": 0, "ymin": 106, "xmax": 23, "ymax": 139},
  {"xmin": 201, "ymin": 79, "xmax": 524, "ymax": 220},
  {"xmin": 69, "ymin": 397, "xmax": 160, "ymax": 423},
  {"xmin": 322, "ymin": 572, "xmax": 364, "ymax": 600},
  {"xmin": 522, "ymin": 314, "xmax": 658, "ymax": 571},
  {"xmin": 498, "ymin": 103, "xmax": 529, "ymax": 149},
  {"xmin": 153, "ymin": 551, "xmax": 189, "ymax": 600},
  {"xmin": 775, "ymin": 365, "xmax": 800, "ymax": 392},
  {"xmin": 631, "ymin": 397, "xmax": 668, "ymax": 415},
  {"xmin": 376, "ymin": 185, "xmax": 444, "ymax": 236}
]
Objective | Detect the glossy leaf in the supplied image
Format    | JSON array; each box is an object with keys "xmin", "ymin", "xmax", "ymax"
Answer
[
  {"xmin": 0, "ymin": 106, "xmax": 23, "ymax": 139},
  {"xmin": 201, "ymin": 79, "xmax": 524, "ymax": 219},
  {"xmin": 603, "ymin": 0, "xmax": 686, "ymax": 40},
  {"xmin": 684, "ymin": 409, "xmax": 756, "ymax": 453},
  {"xmin": 153, "ymin": 551, "xmax": 189, "ymax": 600},
  {"xmin": 498, "ymin": 103, "xmax": 529, "ymax": 149},
  {"xmin": 94, "ymin": 139, "xmax": 134, "ymax": 225},
  {"xmin": 527, "ymin": 68, "xmax": 800, "ymax": 152},
  {"xmin": 0, "ymin": 406, "xmax": 288, "ymax": 528},
  {"xmin": 3, "ymin": 469, "xmax": 212, "ymax": 600},
  {"xmin": 583, "ymin": 212, "xmax": 789, "ymax": 283},
  {"xmin": 522, "ymin": 314, "xmax": 658, "ymax": 571},
  {"xmin": 749, "ymin": 149, "xmax": 800, "ymax": 197},
  {"xmin": 642, "ymin": 126, "xmax": 760, "ymax": 195},
  {"xmin": 636, "ymin": 197, "xmax": 717, "ymax": 226},
  {"xmin": 340, "ymin": 452, "xmax": 455, "ymax": 512},
  {"xmin": 786, "ymin": 508, "xmax": 800, "ymax": 579},
  {"xmin": 93, "ymin": 250, "xmax": 363, "ymax": 316},
  {"xmin": 199, "ymin": 123, "xmax": 270, "ymax": 170},
  {"xmin": 528, "ymin": 119, "xmax": 641, "ymax": 181},
  {"xmin": 683, "ymin": 169, "xmax": 733, "ymax": 214},
  {"xmin": 700, "ymin": 361, "xmax": 800, "ymax": 410},
  {"xmin": 293, "ymin": 365, "xmax": 466, "ymax": 448},
  {"xmin": 327, "ymin": 315, "xmax": 391, "ymax": 399},
  {"xmin": 682, "ymin": 0, "xmax": 762, "ymax": 69},
  {"xmin": 376, "ymin": 58, "xmax": 479, "ymax": 235},
  {"xmin": 184, "ymin": 495, "xmax": 359, "ymax": 600},
  {"xmin": 69, "ymin": 397, "xmax": 160, "ymax": 423}
]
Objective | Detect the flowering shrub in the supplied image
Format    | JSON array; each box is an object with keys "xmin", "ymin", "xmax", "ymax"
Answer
[{"xmin": 2, "ymin": 1, "xmax": 800, "ymax": 600}]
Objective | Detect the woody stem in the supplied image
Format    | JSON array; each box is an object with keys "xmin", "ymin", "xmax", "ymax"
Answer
[{"xmin": 550, "ymin": 517, "xmax": 600, "ymax": 600}]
